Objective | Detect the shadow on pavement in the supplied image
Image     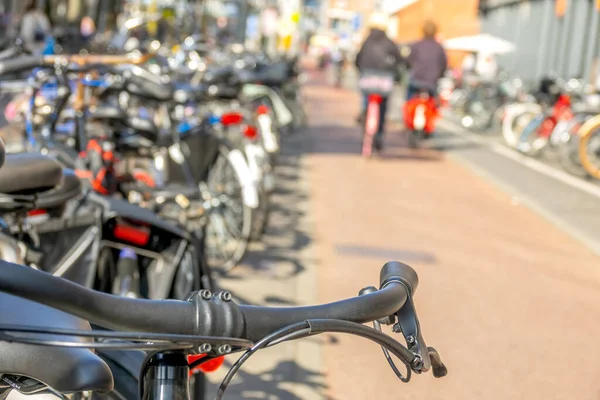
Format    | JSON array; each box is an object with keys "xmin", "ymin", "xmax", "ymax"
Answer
[
  {"xmin": 335, "ymin": 244, "xmax": 437, "ymax": 264},
  {"xmin": 205, "ymin": 133, "xmax": 330, "ymax": 398},
  {"xmin": 208, "ymin": 360, "xmax": 335, "ymax": 400},
  {"xmin": 306, "ymin": 123, "xmax": 447, "ymax": 161},
  {"xmin": 224, "ymin": 137, "xmax": 312, "ymax": 282}
]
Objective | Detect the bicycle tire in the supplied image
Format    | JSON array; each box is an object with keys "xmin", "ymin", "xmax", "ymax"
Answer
[
  {"xmin": 408, "ymin": 130, "xmax": 419, "ymax": 149},
  {"xmin": 362, "ymin": 99, "xmax": 379, "ymax": 157},
  {"xmin": 501, "ymin": 102, "xmax": 542, "ymax": 148},
  {"xmin": 516, "ymin": 115, "xmax": 551, "ymax": 156},
  {"xmin": 556, "ymin": 118, "xmax": 588, "ymax": 177},
  {"xmin": 461, "ymin": 87, "xmax": 498, "ymax": 132},
  {"xmin": 249, "ymin": 186, "xmax": 271, "ymax": 242},
  {"xmin": 577, "ymin": 113, "xmax": 600, "ymax": 179},
  {"xmin": 204, "ymin": 142, "xmax": 253, "ymax": 273}
]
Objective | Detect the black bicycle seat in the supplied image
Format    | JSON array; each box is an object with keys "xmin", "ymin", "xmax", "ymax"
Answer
[{"xmin": 0, "ymin": 290, "xmax": 114, "ymax": 394}]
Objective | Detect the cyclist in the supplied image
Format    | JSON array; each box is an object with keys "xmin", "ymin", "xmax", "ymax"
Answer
[
  {"xmin": 355, "ymin": 12, "xmax": 403, "ymax": 149},
  {"xmin": 405, "ymin": 20, "xmax": 448, "ymax": 105}
]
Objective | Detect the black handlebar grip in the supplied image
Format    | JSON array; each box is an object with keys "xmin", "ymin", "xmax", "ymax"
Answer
[
  {"xmin": 380, "ymin": 261, "xmax": 419, "ymax": 295},
  {"xmin": 0, "ymin": 55, "xmax": 44, "ymax": 75}
]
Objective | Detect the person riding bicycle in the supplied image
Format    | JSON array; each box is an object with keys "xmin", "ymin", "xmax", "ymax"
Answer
[
  {"xmin": 405, "ymin": 20, "xmax": 448, "ymax": 104},
  {"xmin": 355, "ymin": 12, "xmax": 402, "ymax": 148}
]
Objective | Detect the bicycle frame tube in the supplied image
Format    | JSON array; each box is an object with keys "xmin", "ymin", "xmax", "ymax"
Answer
[
  {"xmin": 365, "ymin": 94, "xmax": 382, "ymax": 136},
  {"xmin": 24, "ymin": 69, "xmax": 74, "ymax": 151},
  {"xmin": 142, "ymin": 352, "xmax": 191, "ymax": 400}
]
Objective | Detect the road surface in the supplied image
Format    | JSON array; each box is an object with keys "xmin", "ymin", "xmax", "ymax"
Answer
[{"xmin": 206, "ymin": 67, "xmax": 600, "ymax": 400}]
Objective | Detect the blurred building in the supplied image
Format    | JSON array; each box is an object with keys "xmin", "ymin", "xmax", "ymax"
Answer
[
  {"xmin": 479, "ymin": 0, "xmax": 600, "ymax": 83},
  {"xmin": 325, "ymin": 0, "xmax": 378, "ymax": 47},
  {"xmin": 383, "ymin": 0, "xmax": 480, "ymax": 68}
]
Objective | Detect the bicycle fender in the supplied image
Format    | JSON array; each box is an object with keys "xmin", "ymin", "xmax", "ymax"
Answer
[{"xmin": 227, "ymin": 149, "xmax": 259, "ymax": 209}]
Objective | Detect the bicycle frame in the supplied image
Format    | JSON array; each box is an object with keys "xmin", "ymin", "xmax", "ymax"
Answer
[
  {"xmin": 142, "ymin": 351, "xmax": 192, "ymax": 400},
  {"xmin": 403, "ymin": 92, "xmax": 438, "ymax": 134},
  {"xmin": 362, "ymin": 93, "xmax": 382, "ymax": 157}
]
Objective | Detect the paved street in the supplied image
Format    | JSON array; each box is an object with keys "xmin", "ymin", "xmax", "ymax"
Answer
[{"xmin": 206, "ymin": 67, "xmax": 600, "ymax": 399}]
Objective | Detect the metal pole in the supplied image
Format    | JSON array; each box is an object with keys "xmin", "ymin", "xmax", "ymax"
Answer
[{"xmin": 200, "ymin": 0, "xmax": 209, "ymax": 37}]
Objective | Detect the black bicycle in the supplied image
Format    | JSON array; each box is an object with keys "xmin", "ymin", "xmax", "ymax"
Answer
[{"xmin": 0, "ymin": 259, "xmax": 446, "ymax": 399}]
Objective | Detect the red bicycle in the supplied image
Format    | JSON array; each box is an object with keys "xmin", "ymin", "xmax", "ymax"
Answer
[
  {"xmin": 358, "ymin": 71, "xmax": 395, "ymax": 157},
  {"xmin": 515, "ymin": 93, "xmax": 573, "ymax": 155},
  {"xmin": 403, "ymin": 88, "xmax": 439, "ymax": 148}
]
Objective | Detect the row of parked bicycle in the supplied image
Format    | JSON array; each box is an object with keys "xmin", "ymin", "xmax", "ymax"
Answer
[
  {"xmin": 0, "ymin": 29, "xmax": 446, "ymax": 400},
  {"xmin": 0, "ymin": 34, "xmax": 311, "ymax": 398},
  {"xmin": 442, "ymin": 72, "xmax": 600, "ymax": 180}
]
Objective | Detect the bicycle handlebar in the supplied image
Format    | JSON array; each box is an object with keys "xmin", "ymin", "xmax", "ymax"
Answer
[
  {"xmin": 0, "ymin": 55, "xmax": 44, "ymax": 75},
  {"xmin": 0, "ymin": 53, "xmax": 154, "ymax": 75},
  {"xmin": 0, "ymin": 260, "xmax": 416, "ymax": 342}
]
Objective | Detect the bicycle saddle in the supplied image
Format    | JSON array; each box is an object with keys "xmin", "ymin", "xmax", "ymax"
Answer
[{"xmin": 0, "ymin": 290, "xmax": 114, "ymax": 394}]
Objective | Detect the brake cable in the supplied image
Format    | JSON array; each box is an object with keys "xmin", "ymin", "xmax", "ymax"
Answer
[
  {"xmin": 213, "ymin": 319, "xmax": 416, "ymax": 400},
  {"xmin": 214, "ymin": 321, "xmax": 311, "ymax": 400},
  {"xmin": 373, "ymin": 319, "xmax": 411, "ymax": 383}
]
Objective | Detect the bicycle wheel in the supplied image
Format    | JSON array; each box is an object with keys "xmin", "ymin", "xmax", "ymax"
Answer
[
  {"xmin": 501, "ymin": 103, "xmax": 542, "ymax": 148},
  {"xmin": 243, "ymin": 138, "xmax": 273, "ymax": 242},
  {"xmin": 362, "ymin": 98, "xmax": 379, "ymax": 157},
  {"xmin": 461, "ymin": 87, "xmax": 498, "ymax": 132},
  {"xmin": 577, "ymin": 114, "xmax": 600, "ymax": 179},
  {"xmin": 516, "ymin": 114, "xmax": 553, "ymax": 156},
  {"xmin": 408, "ymin": 130, "xmax": 422, "ymax": 149},
  {"xmin": 556, "ymin": 115, "xmax": 590, "ymax": 177},
  {"xmin": 250, "ymin": 185, "xmax": 271, "ymax": 241},
  {"xmin": 203, "ymin": 142, "xmax": 254, "ymax": 273}
]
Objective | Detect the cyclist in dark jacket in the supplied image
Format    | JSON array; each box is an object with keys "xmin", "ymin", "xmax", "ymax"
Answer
[
  {"xmin": 355, "ymin": 12, "xmax": 403, "ymax": 148},
  {"xmin": 406, "ymin": 20, "xmax": 448, "ymax": 101}
]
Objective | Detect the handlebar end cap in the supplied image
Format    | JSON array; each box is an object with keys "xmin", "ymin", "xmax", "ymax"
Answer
[{"xmin": 380, "ymin": 261, "xmax": 419, "ymax": 294}]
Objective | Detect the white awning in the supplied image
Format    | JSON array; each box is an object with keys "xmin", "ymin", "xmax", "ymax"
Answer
[{"xmin": 443, "ymin": 34, "xmax": 516, "ymax": 54}]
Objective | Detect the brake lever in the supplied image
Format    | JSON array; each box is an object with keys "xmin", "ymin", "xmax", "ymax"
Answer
[
  {"xmin": 427, "ymin": 346, "xmax": 448, "ymax": 378},
  {"xmin": 380, "ymin": 279, "xmax": 447, "ymax": 378},
  {"xmin": 360, "ymin": 284, "xmax": 447, "ymax": 379},
  {"xmin": 393, "ymin": 294, "xmax": 431, "ymax": 374}
]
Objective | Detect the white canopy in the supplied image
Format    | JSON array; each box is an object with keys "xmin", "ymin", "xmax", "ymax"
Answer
[{"xmin": 443, "ymin": 33, "xmax": 516, "ymax": 54}]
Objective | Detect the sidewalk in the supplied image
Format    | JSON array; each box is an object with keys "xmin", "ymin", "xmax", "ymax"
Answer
[
  {"xmin": 205, "ymin": 130, "xmax": 325, "ymax": 399},
  {"xmin": 303, "ymin": 72, "xmax": 600, "ymax": 399}
]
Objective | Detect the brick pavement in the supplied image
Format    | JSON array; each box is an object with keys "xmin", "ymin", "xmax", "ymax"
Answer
[
  {"xmin": 304, "ymin": 73, "xmax": 600, "ymax": 399},
  {"xmin": 204, "ymin": 67, "xmax": 600, "ymax": 399}
]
